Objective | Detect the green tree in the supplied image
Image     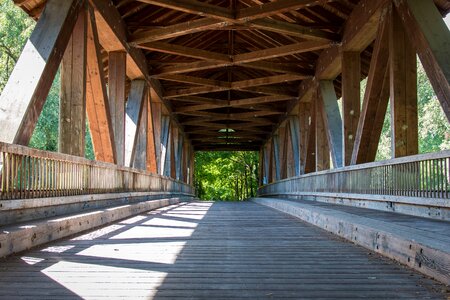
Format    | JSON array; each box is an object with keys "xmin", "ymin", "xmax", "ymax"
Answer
[{"xmin": 195, "ymin": 151, "xmax": 259, "ymax": 201}]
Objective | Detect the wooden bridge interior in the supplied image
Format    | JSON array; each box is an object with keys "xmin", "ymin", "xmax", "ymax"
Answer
[{"xmin": 0, "ymin": 0, "xmax": 450, "ymax": 298}]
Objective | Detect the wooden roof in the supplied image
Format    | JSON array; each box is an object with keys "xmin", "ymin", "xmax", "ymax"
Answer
[{"xmin": 15, "ymin": 0, "xmax": 450, "ymax": 151}]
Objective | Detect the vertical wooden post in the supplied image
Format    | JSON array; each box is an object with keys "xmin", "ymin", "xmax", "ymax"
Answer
[
  {"xmin": 389, "ymin": 8, "xmax": 418, "ymax": 158},
  {"xmin": 176, "ymin": 133, "xmax": 184, "ymax": 180},
  {"xmin": 272, "ymin": 134, "xmax": 281, "ymax": 181},
  {"xmin": 285, "ymin": 122, "xmax": 295, "ymax": 178},
  {"xmin": 125, "ymin": 80, "xmax": 147, "ymax": 168},
  {"xmin": 315, "ymin": 96, "xmax": 330, "ymax": 171},
  {"xmin": 289, "ymin": 116, "xmax": 301, "ymax": 177},
  {"xmin": 108, "ymin": 51, "xmax": 127, "ymax": 165},
  {"xmin": 342, "ymin": 52, "xmax": 361, "ymax": 166},
  {"xmin": 0, "ymin": 0, "xmax": 84, "ymax": 145},
  {"xmin": 160, "ymin": 116, "xmax": 170, "ymax": 176},
  {"xmin": 304, "ymin": 102, "xmax": 316, "ymax": 174},
  {"xmin": 150, "ymin": 96, "xmax": 162, "ymax": 174},
  {"xmin": 189, "ymin": 145, "xmax": 195, "ymax": 185},
  {"xmin": 299, "ymin": 103, "xmax": 311, "ymax": 174},
  {"xmin": 146, "ymin": 92, "xmax": 158, "ymax": 173},
  {"xmin": 278, "ymin": 125, "xmax": 287, "ymax": 179},
  {"xmin": 266, "ymin": 138, "xmax": 273, "ymax": 183},
  {"xmin": 86, "ymin": 7, "xmax": 115, "ymax": 163},
  {"xmin": 133, "ymin": 91, "xmax": 148, "ymax": 170},
  {"xmin": 59, "ymin": 7, "xmax": 87, "ymax": 157},
  {"xmin": 258, "ymin": 148, "xmax": 264, "ymax": 186},
  {"xmin": 182, "ymin": 142, "xmax": 189, "ymax": 182},
  {"xmin": 170, "ymin": 126, "xmax": 179, "ymax": 179},
  {"xmin": 319, "ymin": 81, "xmax": 343, "ymax": 168}
]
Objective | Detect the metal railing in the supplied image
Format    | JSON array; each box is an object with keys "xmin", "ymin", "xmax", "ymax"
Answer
[
  {"xmin": 259, "ymin": 151, "xmax": 450, "ymax": 199},
  {"xmin": 0, "ymin": 142, "xmax": 194, "ymax": 200}
]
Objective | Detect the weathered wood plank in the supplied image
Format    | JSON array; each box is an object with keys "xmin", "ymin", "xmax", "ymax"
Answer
[
  {"xmin": 0, "ymin": 0, "xmax": 84, "ymax": 145},
  {"xmin": 318, "ymin": 81, "xmax": 343, "ymax": 168},
  {"xmin": 315, "ymin": 96, "xmax": 330, "ymax": 171},
  {"xmin": 146, "ymin": 92, "xmax": 158, "ymax": 173},
  {"xmin": 389, "ymin": 7, "xmax": 418, "ymax": 158},
  {"xmin": 59, "ymin": 7, "xmax": 87, "ymax": 157},
  {"xmin": 125, "ymin": 80, "xmax": 147, "ymax": 168},
  {"xmin": 108, "ymin": 51, "xmax": 127, "ymax": 166},
  {"xmin": 341, "ymin": 52, "xmax": 360, "ymax": 166},
  {"xmin": 86, "ymin": 7, "xmax": 116, "ymax": 163}
]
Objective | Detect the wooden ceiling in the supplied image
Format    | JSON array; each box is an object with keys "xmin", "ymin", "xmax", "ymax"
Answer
[{"xmin": 15, "ymin": 0, "xmax": 450, "ymax": 151}]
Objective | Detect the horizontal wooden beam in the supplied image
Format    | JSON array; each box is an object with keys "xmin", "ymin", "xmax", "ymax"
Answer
[
  {"xmin": 249, "ymin": 19, "xmax": 339, "ymax": 42},
  {"xmin": 137, "ymin": 41, "xmax": 231, "ymax": 62},
  {"xmin": 154, "ymin": 60, "xmax": 231, "ymax": 76},
  {"xmin": 235, "ymin": 41, "xmax": 331, "ymax": 64},
  {"xmin": 231, "ymin": 74, "xmax": 308, "ymax": 89},
  {"xmin": 135, "ymin": 0, "xmax": 234, "ymax": 21},
  {"xmin": 237, "ymin": 0, "xmax": 323, "ymax": 21},
  {"xmin": 158, "ymin": 74, "xmax": 229, "ymax": 87},
  {"xmin": 130, "ymin": 18, "xmax": 229, "ymax": 44}
]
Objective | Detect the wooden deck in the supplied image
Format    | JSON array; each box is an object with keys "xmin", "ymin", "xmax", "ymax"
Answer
[{"xmin": 0, "ymin": 201, "xmax": 448, "ymax": 299}]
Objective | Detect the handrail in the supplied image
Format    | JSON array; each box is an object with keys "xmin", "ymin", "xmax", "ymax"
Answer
[
  {"xmin": 259, "ymin": 150, "xmax": 450, "ymax": 199},
  {"xmin": 0, "ymin": 142, "xmax": 194, "ymax": 200}
]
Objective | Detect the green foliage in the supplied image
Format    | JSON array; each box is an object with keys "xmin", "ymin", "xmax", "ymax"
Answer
[
  {"xmin": 0, "ymin": 0, "xmax": 95, "ymax": 159},
  {"xmin": 0, "ymin": 0, "xmax": 34, "ymax": 91},
  {"xmin": 375, "ymin": 61, "xmax": 449, "ymax": 160},
  {"xmin": 195, "ymin": 151, "xmax": 259, "ymax": 201}
]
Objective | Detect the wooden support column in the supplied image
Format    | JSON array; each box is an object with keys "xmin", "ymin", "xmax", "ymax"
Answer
[
  {"xmin": 263, "ymin": 142, "xmax": 271, "ymax": 184},
  {"xmin": 0, "ymin": 0, "xmax": 84, "ymax": 145},
  {"xmin": 189, "ymin": 145, "xmax": 195, "ymax": 185},
  {"xmin": 394, "ymin": 0, "xmax": 450, "ymax": 122},
  {"xmin": 285, "ymin": 123, "xmax": 295, "ymax": 178},
  {"xmin": 352, "ymin": 14, "xmax": 390, "ymax": 164},
  {"xmin": 315, "ymin": 97, "xmax": 330, "ymax": 171},
  {"xmin": 298, "ymin": 103, "xmax": 311, "ymax": 174},
  {"xmin": 278, "ymin": 125, "xmax": 288, "ymax": 179},
  {"xmin": 160, "ymin": 116, "xmax": 170, "ymax": 176},
  {"xmin": 266, "ymin": 138, "xmax": 274, "ymax": 183},
  {"xmin": 288, "ymin": 116, "xmax": 300, "ymax": 177},
  {"xmin": 176, "ymin": 133, "xmax": 184, "ymax": 181},
  {"xmin": 182, "ymin": 142, "xmax": 189, "ymax": 182},
  {"xmin": 389, "ymin": 8, "xmax": 418, "ymax": 158},
  {"xmin": 304, "ymin": 102, "xmax": 316, "ymax": 174},
  {"xmin": 169, "ymin": 126, "xmax": 176, "ymax": 178},
  {"xmin": 59, "ymin": 7, "xmax": 87, "ymax": 157},
  {"xmin": 342, "ymin": 52, "xmax": 360, "ymax": 166},
  {"xmin": 272, "ymin": 134, "xmax": 281, "ymax": 181},
  {"xmin": 319, "ymin": 81, "xmax": 343, "ymax": 168},
  {"xmin": 86, "ymin": 7, "xmax": 115, "ymax": 163},
  {"xmin": 108, "ymin": 51, "xmax": 127, "ymax": 165},
  {"xmin": 258, "ymin": 148, "xmax": 264, "ymax": 186},
  {"xmin": 146, "ymin": 92, "xmax": 157, "ymax": 173},
  {"xmin": 150, "ymin": 94, "xmax": 162, "ymax": 174},
  {"xmin": 125, "ymin": 80, "xmax": 147, "ymax": 168}
]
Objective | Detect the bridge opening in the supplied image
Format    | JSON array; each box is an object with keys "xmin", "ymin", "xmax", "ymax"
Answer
[{"xmin": 194, "ymin": 151, "xmax": 259, "ymax": 201}]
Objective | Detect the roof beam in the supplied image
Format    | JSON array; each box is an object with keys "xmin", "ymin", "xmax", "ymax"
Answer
[
  {"xmin": 130, "ymin": 18, "xmax": 230, "ymax": 44},
  {"xmin": 249, "ymin": 19, "xmax": 339, "ymax": 42},
  {"xmin": 234, "ymin": 41, "xmax": 331, "ymax": 64},
  {"xmin": 138, "ymin": 41, "xmax": 231, "ymax": 62},
  {"xmin": 130, "ymin": 17, "xmax": 336, "ymax": 45},
  {"xmin": 135, "ymin": 0, "xmax": 234, "ymax": 21},
  {"xmin": 158, "ymin": 74, "xmax": 229, "ymax": 87},
  {"xmin": 236, "ymin": 0, "xmax": 324, "ymax": 21},
  {"xmin": 231, "ymin": 74, "xmax": 308, "ymax": 89}
]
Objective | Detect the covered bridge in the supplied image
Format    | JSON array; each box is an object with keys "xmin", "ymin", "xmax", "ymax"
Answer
[{"xmin": 0, "ymin": 0, "xmax": 449, "ymax": 298}]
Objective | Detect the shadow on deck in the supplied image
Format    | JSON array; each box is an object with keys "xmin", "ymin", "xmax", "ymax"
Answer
[{"xmin": 0, "ymin": 202, "xmax": 447, "ymax": 299}]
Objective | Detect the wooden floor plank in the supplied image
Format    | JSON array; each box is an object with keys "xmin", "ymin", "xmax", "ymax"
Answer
[{"xmin": 0, "ymin": 202, "xmax": 447, "ymax": 299}]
